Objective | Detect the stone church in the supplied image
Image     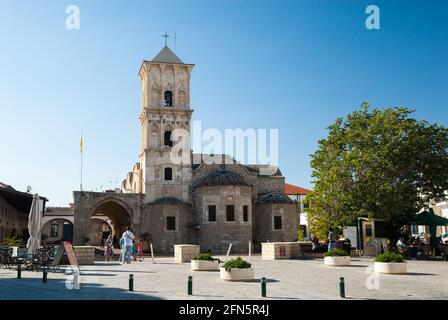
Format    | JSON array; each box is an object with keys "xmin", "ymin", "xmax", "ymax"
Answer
[{"xmin": 73, "ymin": 45, "xmax": 299, "ymax": 254}]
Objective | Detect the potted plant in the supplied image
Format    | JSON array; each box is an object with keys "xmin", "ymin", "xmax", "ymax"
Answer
[
  {"xmin": 374, "ymin": 252, "xmax": 407, "ymax": 274},
  {"xmin": 1, "ymin": 237, "xmax": 20, "ymax": 247},
  {"xmin": 191, "ymin": 253, "xmax": 220, "ymax": 271},
  {"xmin": 1, "ymin": 237, "xmax": 21, "ymax": 257},
  {"xmin": 324, "ymin": 248, "xmax": 350, "ymax": 266},
  {"xmin": 220, "ymin": 257, "xmax": 254, "ymax": 281}
]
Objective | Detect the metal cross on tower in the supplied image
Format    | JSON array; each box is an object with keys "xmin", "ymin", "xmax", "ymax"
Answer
[{"xmin": 162, "ymin": 32, "xmax": 170, "ymax": 46}]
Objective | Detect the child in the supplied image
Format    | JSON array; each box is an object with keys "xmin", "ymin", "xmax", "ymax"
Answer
[{"xmin": 137, "ymin": 239, "xmax": 144, "ymax": 261}]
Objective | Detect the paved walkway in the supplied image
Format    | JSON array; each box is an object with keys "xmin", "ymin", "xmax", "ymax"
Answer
[{"xmin": 1, "ymin": 255, "xmax": 447, "ymax": 300}]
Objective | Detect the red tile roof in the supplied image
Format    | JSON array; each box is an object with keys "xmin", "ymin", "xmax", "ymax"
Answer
[{"xmin": 284, "ymin": 183, "xmax": 312, "ymax": 195}]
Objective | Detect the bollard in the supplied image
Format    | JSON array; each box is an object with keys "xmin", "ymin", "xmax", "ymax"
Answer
[
  {"xmin": 339, "ymin": 277, "xmax": 345, "ymax": 298},
  {"xmin": 261, "ymin": 277, "xmax": 267, "ymax": 297},
  {"xmin": 129, "ymin": 274, "xmax": 134, "ymax": 292},
  {"xmin": 188, "ymin": 276, "xmax": 193, "ymax": 295},
  {"xmin": 17, "ymin": 265, "xmax": 21, "ymax": 279},
  {"xmin": 43, "ymin": 269, "xmax": 48, "ymax": 283},
  {"xmin": 73, "ymin": 268, "xmax": 80, "ymax": 290}
]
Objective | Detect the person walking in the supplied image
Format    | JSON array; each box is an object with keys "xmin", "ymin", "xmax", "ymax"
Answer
[
  {"xmin": 122, "ymin": 227, "xmax": 135, "ymax": 264},
  {"xmin": 328, "ymin": 229, "xmax": 336, "ymax": 252},
  {"xmin": 104, "ymin": 235, "xmax": 114, "ymax": 262},
  {"xmin": 137, "ymin": 239, "xmax": 144, "ymax": 262}
]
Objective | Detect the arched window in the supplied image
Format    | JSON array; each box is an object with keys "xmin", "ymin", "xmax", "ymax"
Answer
[
  {"xmin": 164, "ymin": 167, "xmax": 173, "ymax": 181},
  {"xmin": 50, "ymin": 221, "xmax": 58, "ymax": 238},
  {"xmin": 164, "ymin": 91, "xmax": 173, "ymax": 106},
  {"xmin": 164, "ymin": 131, "xmax": 173, "ymax": 147}
]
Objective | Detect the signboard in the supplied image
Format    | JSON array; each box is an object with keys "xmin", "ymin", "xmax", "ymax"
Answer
[
  {"xmin": 343, "ymin": 226, "xmax": 358, "ymax": 248},
  {"xmin": 279, "ymin": 246, "xmax": 286, "ymax": 257},
  {"xmin": 51, "ymin": 245, "xmax": 63, "ymax": 266},
  {"xmin": 380, "ymin": 238, "xmax": 389, "ymax": 253},
  {"xmin": 63, "ymin": 241, "xmax": 78, "ymax": 267}
]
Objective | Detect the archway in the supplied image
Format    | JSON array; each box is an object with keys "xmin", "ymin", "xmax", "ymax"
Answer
[
  {"xmin": 89, "ymin": 217, "xmax": 113, "ymax": 246},
  {"xmin": 41, "ymin": 218, "xmax": 74, "ymax": 244},
  {"xmin": 90, "ymin": 199, "xmax": 131, "ymax": 247}
]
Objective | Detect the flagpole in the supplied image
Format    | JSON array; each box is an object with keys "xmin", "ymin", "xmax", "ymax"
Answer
[
  {"xmin": 80, "ymin": 133, "xmax": 83, "ymax": 191},
  {"xmin": 80, "ymin": 150, "xmax": 83, "ymax": 191}
]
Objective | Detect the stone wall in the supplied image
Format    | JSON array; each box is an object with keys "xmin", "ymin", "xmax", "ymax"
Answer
[
  {"xmin": 193, "ymin": 185, "xmax": 253, "ymax": 254},
  {"xmin": 140, "ymin": 203, "xmax": 194, "ymax": 254},
  {"xmin": 254, "ymin": 203, "xmax": 299, "ymax": 245},
  {"xmin": 73, "ymin": 246, "xmax": 95, "ymax": 265},
  {"xmin": 0, "ymin": 195, "xmax": 28, "ymax": 242}
]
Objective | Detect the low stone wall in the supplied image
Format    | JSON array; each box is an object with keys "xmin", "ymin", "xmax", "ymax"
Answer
[
  {"xmin": 261, "ymin": 242, "xmax": 302, "ymax": 260},
  {"xmin": 174, "ymin": 244, "xmax": 200, "ymax": 263},
  {"xmin": 73, "ymin": 246, "xmax": 95, "ymax": 265}
]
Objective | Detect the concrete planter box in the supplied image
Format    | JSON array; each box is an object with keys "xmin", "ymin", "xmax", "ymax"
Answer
[
  {"xmin": 174, "ymin": 244, "xmax": 200, "ymax": 263},
  {"xmin": 73, "ymin": 246, "xmax": 95, "ymax": 265},
  {"xmin": 11, "ymin": 246, "xmax": 18, "ymax": 257},
  {"xmin": 191, "ymin": 260, "xmax": 219, "ymax": 271},
  {"xmin": 220, "ymin": 267, "xmax": 254, "ymax": 281},
  {"xmin": 324, "ymin": 256, "xmax": 351, "ymax": 266},
  {"xmin": 374, "ymin": 262, "xmax": 407, "ymax": 274},
  {"xmin": 261, "ymin": 242, "xmax": 302, "ymax": 260}
]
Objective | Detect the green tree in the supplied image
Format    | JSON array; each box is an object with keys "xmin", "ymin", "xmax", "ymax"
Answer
[{"xmin": 308, "ymin": 104, "xmax": 448, "ymax": 239}]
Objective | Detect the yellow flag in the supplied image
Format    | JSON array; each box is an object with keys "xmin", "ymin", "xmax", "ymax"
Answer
[{"xmin": 80, "ymin": 136, "xmax": 83, "ymax": 154}]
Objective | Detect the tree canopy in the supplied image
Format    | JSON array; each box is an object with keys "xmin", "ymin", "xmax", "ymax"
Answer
[{"xmin": 307, "ymin": 104, "xmax": 448, "ymax": 239}]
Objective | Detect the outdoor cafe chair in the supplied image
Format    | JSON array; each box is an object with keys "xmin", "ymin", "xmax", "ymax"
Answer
[
  {"xmin": 0, "ymin": 247, "xmax": 14, "ymax": 269},
  {"xmin": 442, "ymin": 245, "xmax": 448, "ymax": 262},
  {"xmin": 423, "ymin": 245, "xmax": 431, "ymax": 259}
]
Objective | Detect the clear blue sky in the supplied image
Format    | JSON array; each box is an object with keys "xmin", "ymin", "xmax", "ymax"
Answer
[{"xmin": 1, "ymin": 0, "xmax": 447, "ymax": 206}]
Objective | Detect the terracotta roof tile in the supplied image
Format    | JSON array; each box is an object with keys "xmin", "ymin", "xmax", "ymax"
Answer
[{"xmin": 284, "ymin": 183, "xmax": 311, "ymax": 195}]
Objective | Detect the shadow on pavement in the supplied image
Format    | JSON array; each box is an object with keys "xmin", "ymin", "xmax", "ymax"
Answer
[
  {"xmin": 85, "ymin": 269, "xmax": 157, "ymax": 274},
  {"xmin": 0, "ymin": 275, "xmax": 161, "ymax": 300},
  {"xmin": 401, "ymin": 272, "xmax": 438, "ymax": 276},
  {"xmin": 252, "ymin": 278, "xmax": 279, "ymax": 283}
]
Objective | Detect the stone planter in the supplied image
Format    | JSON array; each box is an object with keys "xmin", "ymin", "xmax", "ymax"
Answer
[
  {"xmin": 324, "ymin": 256, "xmax": 351, "ymax": 266},
  {"xmin": 220, "ymin": 267, "xmax": 254, "ymax": 281},
  {"xmin": 174, "ymin": 245, "xmax": 200, "ymax": 263},
  {"xmin": 261, "ymin": 242, "xmax": 302, "ymax": 260},
  {"xmin": 374, "ymin": 262, "xmax": 407, "ymax": 274},
  {"xmin": 11, "ymin": 246, "xmax": 18, "ymax": 257},
  {"xmin": 191, "ymin": 260, "xmax": 220, "ymax": 271}
]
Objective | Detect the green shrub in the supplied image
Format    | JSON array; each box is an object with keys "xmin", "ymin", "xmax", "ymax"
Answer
[
  {"xmin": 223, "ymin": 257, "xmax": 251, "ymax": 271},
  {"xmin": 324, "ymin": 248, "xmax": 349, "ymax": 257},
  {"xmin": 375, "ymin": 252, "xmax": 405, "ymax": 263},
  {"xmin": 192, "ymin": 253, "xmax": 219, "ymax": 262},
  {"xmin": 297, "ymin": 228, "xmax": 305, "ymax": 242},
  {"xmin": 1, "ymin": 237, "xmax": 20, "ymax": 246}
]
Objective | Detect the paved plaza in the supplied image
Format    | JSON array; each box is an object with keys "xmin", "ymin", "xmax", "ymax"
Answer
[{"xmin": 1, "ymin": 255, "xmax": 447, "ymax": 300}]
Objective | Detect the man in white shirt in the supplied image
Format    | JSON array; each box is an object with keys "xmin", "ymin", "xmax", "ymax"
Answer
[
  {"xmin": 396, "ymin": 237, "xmax": 407, "ymax": 255},
  {"xmin": 122, "ymin": 226, "xmax": 135, "ymax": 264}
]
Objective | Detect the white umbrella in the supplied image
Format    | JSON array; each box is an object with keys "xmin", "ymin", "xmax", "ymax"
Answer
[{"xmin": 26, "ymin": 193, "xmax": 42, "ymax": 254}]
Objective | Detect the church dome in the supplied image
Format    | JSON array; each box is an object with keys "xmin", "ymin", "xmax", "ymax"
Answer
[
  {"xmin": 193, "ymin": 168, "xmax": 249, "ymax": 188},
  {"xmin": 257, "ymin": 191, "xmax": 295, "ymax": 204}
]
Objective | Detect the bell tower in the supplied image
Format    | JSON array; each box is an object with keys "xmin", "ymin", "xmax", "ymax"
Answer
[{"xmin": 138, "ymin": 45, "xmax": 194, "ymax": 203}]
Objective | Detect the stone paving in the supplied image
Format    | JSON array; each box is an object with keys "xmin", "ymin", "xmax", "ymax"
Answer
[{"xmin": 1, "ymin": 255, "xmax": 447, "ymax": 300}]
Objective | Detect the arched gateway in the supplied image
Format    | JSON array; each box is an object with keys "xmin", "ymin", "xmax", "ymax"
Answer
[{"xmin": 73, "ymin": 191, "xmax": 143, "ymax": 245}]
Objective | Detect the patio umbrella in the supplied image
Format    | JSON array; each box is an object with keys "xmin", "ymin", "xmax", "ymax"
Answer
[
  {"xmin": 26, "ymin": 193, "xmax": 42, "ymax": 255},
  {"xmin": 407, "ymin": 208, "xmax": 448, "ymax": 249}
]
